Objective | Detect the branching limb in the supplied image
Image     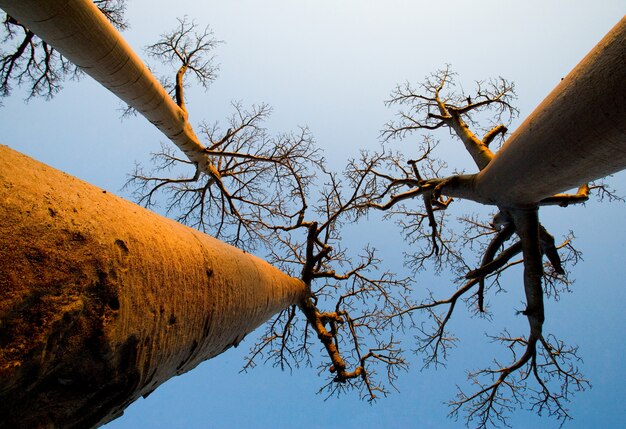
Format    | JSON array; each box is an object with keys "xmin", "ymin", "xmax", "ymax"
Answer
[
  {"xmin": 128, "ymin": 17, "xmax": 323, "ymax": 248},
  {"xmin": 144, "ymin": 16, "xmax": 220, "ymax": 116},
  {"xmin": 466, "ymin": 221, "xmax": 515, "ymax": 312},
  {"xmin": 466, "ymin": 241, "xmax": 523, "ymax": 280},
  {"xmin": 383, "ymin": 66, "xmax": 518, "ymax": 171},
  {"xmin": 539, "ymin": 226, "xmax": 565, "ymax": 275},
  {"xmin": 145, "ymin": 16, "xmax": 219, "ymax": 91},
  {"xmin": 510, "ymin": 207, "xmax": 545, "ymax": 331},
  {"xmin": 588, "ymin": 180, "xmax": 625, "ymax": 202},
  {"xmin": 450, "ymin": 329, "xmax": 588, "ymax": 428},
  {"xmin": 482, "ymin": 124, "xmax": 507, "ymax": 147},
  {"xmin": 299, "ymin": 296, "xmax": 366, "ymax": 383},
  {"xmin": 540, "ymin": 181, "xmax": 625, "ymax": 206},
  {"xmin": 247, "ymin": 157, "xmax": 414, "ymax": 400},
  {"xmin": 539, "ymin": 184, "xmax": 590, "ymax": 207},
  {"xmin": 449, "ymin": 332, "xmax": 537, "ymax": 428}
]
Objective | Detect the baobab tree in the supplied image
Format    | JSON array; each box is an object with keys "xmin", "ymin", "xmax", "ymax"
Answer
[
  {"xmin": 0, "ymin": 0, "xmax": 311, "ymax": 427},
  {"xmin": 0, "ymin": 0, "xmax": 128, "ymax": 100},
  {"xmin": 0, "ymin": 0, "xmax": 407, "ymax": 425},
  {"xmin": 0, "ymin": 144, "xmax": 307, "ymax": 428},
  {"xmin": 0, "ymin": 0, "xmax": 624, "ymax": 427},
  {"xmin": 358, "ymin": 66, "xmax": 618, "ymax": 426}
]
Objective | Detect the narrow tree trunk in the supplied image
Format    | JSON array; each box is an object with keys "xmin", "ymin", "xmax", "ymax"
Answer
[
  {"xmin": 0, "ymin": 145, "xmax": 306, "ymax": 428},
  {"xmin": 475, "ymin": 17, "xmax": 626, "ymax": 205},
  {"xmin": 0, "ymin": 0, "xmax": 209, "ymax": 168}
]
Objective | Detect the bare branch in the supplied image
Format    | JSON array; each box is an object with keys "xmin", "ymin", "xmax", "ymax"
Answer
[
  {"xmin": 1, "ymin": 1, "xmax": 127, "ymax": 100},
  {"xmin": 482, "ymin": 124, "xmax": 507, "ymax": 147},
  {"xmin": 383, "ymin": 66, "xmax": 518, "ymax": 170},
  {"xmin": 143, "ymin": 16, "xmax": 220, "ymax": 114}
]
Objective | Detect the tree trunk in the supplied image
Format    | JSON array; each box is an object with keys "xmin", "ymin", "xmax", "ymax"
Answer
[
  {"xmin": 0, "ymin": 145, "xmax": 306, "ymax": 428},
  {"xmin": 0, "ymin": 0, "xmax": 210, "ymax": 169},
  {"xmin": 475, "ymin": 17, "xmax": 626, "ymax": 205}
]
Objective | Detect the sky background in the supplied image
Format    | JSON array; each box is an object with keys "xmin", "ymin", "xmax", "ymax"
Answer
[{"xmin": 2, "ymin": 1, "xmax": 625, "ymax": 428}]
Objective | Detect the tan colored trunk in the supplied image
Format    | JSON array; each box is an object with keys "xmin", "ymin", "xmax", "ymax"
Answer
[
  {"xmin": 475, "ymin": 17, "xmax": 626, "ymax": 205},
  {"xmin": 0, "ymin": 0, "xmax": 211, "ymax": 170},
  {"xmin": 0, "ymin": 145, "xmax": 306, "ymax": 428}
]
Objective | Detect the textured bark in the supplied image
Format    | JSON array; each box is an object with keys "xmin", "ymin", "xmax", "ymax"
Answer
[
  {"xmin": 475, "ymin": 17, "xmax": 626, "ymax": 205},
  {"xmin": 0, "ymin": 145, "xmax": 306, "ymax": 428}
]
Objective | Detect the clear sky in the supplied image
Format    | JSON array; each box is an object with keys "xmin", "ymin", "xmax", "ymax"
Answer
[{"xmin": 2, "ymin": 1, "xmax": 625, "ymax": 428}]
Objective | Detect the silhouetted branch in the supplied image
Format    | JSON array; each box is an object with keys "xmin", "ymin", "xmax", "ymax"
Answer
[{"xmin": 1, "ymin": 1, "xmax": 127, "ymax": 100}]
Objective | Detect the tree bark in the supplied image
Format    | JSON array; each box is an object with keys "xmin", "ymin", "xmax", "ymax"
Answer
[
  {"xmin": 475, "ymin": 17, "xmax": 626, "ymax": 205},
  {"xmin": 0, "ymin": 0, "xmax": 211, "ymax": 170},
  {"xmin": 0, "ymin": 145, "xmax": 306, "ymax": 428}
]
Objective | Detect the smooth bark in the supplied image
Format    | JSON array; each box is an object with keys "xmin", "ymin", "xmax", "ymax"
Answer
[
  {"xmin": 0, "ymin": 0, "xmax": 213, "ymax": 172},
  {"xmin": 475, "ymin": 17, "xmax": 626, "ymax": 205},
  {"xmin": 0, "ymin": 145, "xmax": 306, "ymax": 428}
]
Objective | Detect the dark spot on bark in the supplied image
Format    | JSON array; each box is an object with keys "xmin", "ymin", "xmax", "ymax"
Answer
[
  {"xmin": 25, "ymin": 248, "xmax": 46, "ymax": 264},
  {"xmin": 168, "ymin": 314, "xmax": 177, "ymax": 326},
  {"xmin": 71, "ymin": 231, "xmax": 86, "ymax": 242},
  {"xmin": 71, "ymin": 335, "xmax": 141, "ymax": 428},
  {"xmin": 96, "ymin": 269, "xmax": 107, "ymax": 288},
  {"xmin": 206, "ymin": 267, "xmax": 213, "ymax": 279},
  {"xmin": 114, "ymin": 239, "xmax": 129, "ymax": 254},
  {"xmin": 107, "ymin": 297, "xmax": 120, "ymax": 311}
]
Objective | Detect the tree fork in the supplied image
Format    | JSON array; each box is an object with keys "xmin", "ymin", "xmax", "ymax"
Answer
[
  {"xmin": 0, "ymin": 0, "xmax": 213, "ymax": 171},
  {"xmin": 0, "ymin": 145, "xmax": 306, "ymax": 428},
  {"xmin": 475, "ymin": 17, "xmax": 626, "ymax": 205}
]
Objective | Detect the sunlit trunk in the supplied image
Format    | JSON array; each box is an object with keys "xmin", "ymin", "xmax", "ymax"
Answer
[
  {"xmin": 475, "ymin": 17, "xmax": 626, "ymax": 205},
  {"xmin": 0, "ymin": 0, "xmax": 210, "ymax": 168},
  {"xmin": 0, "ymin": 145, "xmax": 306, "ymax": 428}
]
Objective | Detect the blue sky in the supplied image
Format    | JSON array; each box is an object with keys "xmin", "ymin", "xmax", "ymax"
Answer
[{"xmin": 2, "ymin": 1, "xmax": 625, "ymax": 427}]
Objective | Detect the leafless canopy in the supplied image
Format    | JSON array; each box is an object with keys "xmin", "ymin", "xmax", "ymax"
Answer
[
  {"xmin": 122, "ymin": 13, "xmax": 626, "ymax": 422},
  {"xmin": 126, "ymin": 19, "xmax": 421, "ymax": 401},
  {"xmin": 355, "ymin": 66, "xmax": 620, "ymax": 426},
  {"xmin": 11, "ymin": 6, "xmax": 612, "ymax": 423},
  {"xmin": 124, "ymin": 21, "xmax": 625, "ymax": 424},
  {"xmin": 0, "ymin": 0, "xmax": 127, "ymax": 100},
  {"xmin": 144, "ymin": 16, "xmax": 219, "ymax": 109}
]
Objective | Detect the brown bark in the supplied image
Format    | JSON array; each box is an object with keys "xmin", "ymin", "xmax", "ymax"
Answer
[
  {"xmin": 0, "ymin": 145, "xmax": 306, "ymax": 428},
  {"xmin": 475, "ymin": 17, "xmax": 626, "ymax": 205},
  {"xmin": 444, "ymin": 109, "xmax": 494, "ymax": 170}
]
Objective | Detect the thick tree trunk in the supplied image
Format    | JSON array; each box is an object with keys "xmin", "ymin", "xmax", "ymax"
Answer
[
  {"xmin": 0, "ymin": 145, "xmax": 306, "ymax": 428},
  {"xmin": 475, "ymin": 17, "xmax": 626, "ymax": 205}
]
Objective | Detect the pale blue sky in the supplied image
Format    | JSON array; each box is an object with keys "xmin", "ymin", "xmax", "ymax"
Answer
[{"xmin": 2, "ymin": 1, "xmax": 625, "ymax": 428}]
